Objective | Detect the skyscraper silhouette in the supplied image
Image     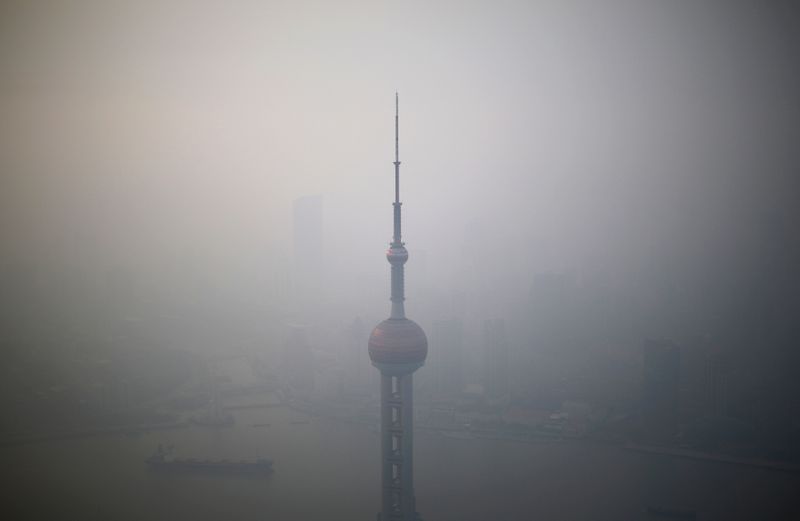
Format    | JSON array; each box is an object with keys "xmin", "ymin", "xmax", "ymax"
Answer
[{"xmin": 484, "ymin": 318, "xmax": 509, "ymax": 399}]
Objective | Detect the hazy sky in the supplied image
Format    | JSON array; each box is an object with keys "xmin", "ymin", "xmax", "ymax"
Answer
[
  {"xmin": 3, "ymin": 8, "xmax": 800, "ymax": 520},
  {"xmin": 1, "ymin": 1, "xmax": 798, "ymax": 315}
]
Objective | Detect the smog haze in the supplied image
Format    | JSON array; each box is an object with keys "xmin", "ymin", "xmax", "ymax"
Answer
[{"xmin": 1, "ymin": 1, "xmax": 799, "ymax": 520}]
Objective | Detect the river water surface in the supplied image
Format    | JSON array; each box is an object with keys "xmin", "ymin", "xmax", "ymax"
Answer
[{"xmin": 3, "ymin": 403, "xmax": 798, "ymax": 520}]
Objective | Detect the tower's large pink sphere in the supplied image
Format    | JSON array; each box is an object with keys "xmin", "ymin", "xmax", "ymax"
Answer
[
  {"xmin": 386, "ymin": 246, "xmax": 408, "ymax": 265},
  {"xmin": 368, "ymin": 318, "xmax": 428, "ymax": 365}
]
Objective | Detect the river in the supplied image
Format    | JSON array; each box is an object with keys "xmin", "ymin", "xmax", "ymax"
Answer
[{"xmin": 2, "ymin": 403, "xmax": 797, "ymax": 520}]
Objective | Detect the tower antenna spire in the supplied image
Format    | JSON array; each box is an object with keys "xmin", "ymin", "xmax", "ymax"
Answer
[
  {"xmin": 390, "ymin": 93, "xmax": 404, "ymax": 317},
  {"xmin": 394, "ymin": 92, "xmax": 401, "ymax": 209},
  {"xmin": 395, "ymin": 91, "xmax": 399, "ymax": 167}
]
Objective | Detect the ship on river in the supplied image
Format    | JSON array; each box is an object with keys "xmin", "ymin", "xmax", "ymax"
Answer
[{"xmin": 146, "ymin": 445, "xmax": 273, "ymax": 476}]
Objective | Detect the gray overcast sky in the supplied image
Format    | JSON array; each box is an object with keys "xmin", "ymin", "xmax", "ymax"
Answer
[{"xmin": 1, "ymin": 1, "xmax": 798, "ymax": 308}]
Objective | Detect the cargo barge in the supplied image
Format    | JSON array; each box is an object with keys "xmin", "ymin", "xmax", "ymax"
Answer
[{"xmin": 146, "ymin": 446, "xmax": 273, "ymax": 476}]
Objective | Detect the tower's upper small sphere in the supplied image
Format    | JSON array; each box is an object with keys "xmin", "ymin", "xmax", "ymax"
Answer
[
  {"xmin": 386, "ymin": 246, "xmax": 408, "ymax": 266},
  {"xmin": 368, "ymin": 318, "xmax": 428, "ymax": 366}
]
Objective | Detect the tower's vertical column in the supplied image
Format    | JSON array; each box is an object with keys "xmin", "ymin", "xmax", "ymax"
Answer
[
  {"xmin": 380, "ymin": 373, "xmax": 392, "ymax": 520},
  {"xmin": 401, "ymin": 373, "xmax": 416, "ymax": 517}
]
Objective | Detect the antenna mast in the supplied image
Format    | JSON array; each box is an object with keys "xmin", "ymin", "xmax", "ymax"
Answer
[{"xmin": 393, "ymin": 92, "xmax": 402, "ymax": 246}]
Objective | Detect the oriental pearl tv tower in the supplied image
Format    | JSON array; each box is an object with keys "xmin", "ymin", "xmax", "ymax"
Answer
[{"xmin": 368, "ymin": 94, "xmax": 427, "ymax": 521}]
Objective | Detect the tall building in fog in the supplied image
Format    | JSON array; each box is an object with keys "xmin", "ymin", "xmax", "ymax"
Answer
[
  {"xmin": 642, "ymin": 338, "xmax": 680, "ymax": 434},
  {"xmin": 347, "ymin": 316, "xmax": 371, "ymax": 390},
  {"xmin": 705, "ymin": 351, "xmax": 729, "ymax": 417},
  {"xmin": 368, "ymin": 94, "xmax": 427, "ymax": 521},
  {"xmin": 484, "ymin": 318, "xmax": 509, "ymax": 399},
  {"xmin": 431, "ymin": 318, "xmax": 463, "ymax": 396},
  {"xmin": 283, "ymin": 324, "xmax": 315, "ymax": 397},
  {"xmin": 292, "ymin": 194, "xmax": 323, "ymax": 317}
]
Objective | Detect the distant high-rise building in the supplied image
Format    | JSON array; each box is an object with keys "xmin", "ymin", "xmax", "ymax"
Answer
[
  {"xmin": 368, "ymin": 94, "xmax": 427, "ymax": 521},
  {"xmin": 705, "ymin": 351, "xmax": 729, "ymax": 417},
  {"xmin": 431, "ymin": 318, "xmax": 463, "ymax": 396},
  {"xmin": 642, "ymin": 338, "xmax": 680, "ymax": 433},
  {"xmin": 528, "ymin": 271, "xmax": 575, "ymax": 352},
  {"xmin": 484, "ymin": 318, "xmax": 509, "ymax": 399},
  {"xmin": 283, "ymin": 324, "xmax": 315, "ymax": 397},
  {"xmin": 292, "ymin": 194, "xmax": 323, "ymax": 317},
  {"xmin": 346, "ymin": 316, "xmax": 371, "ymax": 390},
  {"xmin": 530, "ymin": 272, "xmax": 569, "ymax": 302}
]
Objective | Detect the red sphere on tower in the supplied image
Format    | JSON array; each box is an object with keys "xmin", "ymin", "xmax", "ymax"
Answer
[{"xmin": 368, "ymin": 318, "xmax": 428, "ymax": 366}]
